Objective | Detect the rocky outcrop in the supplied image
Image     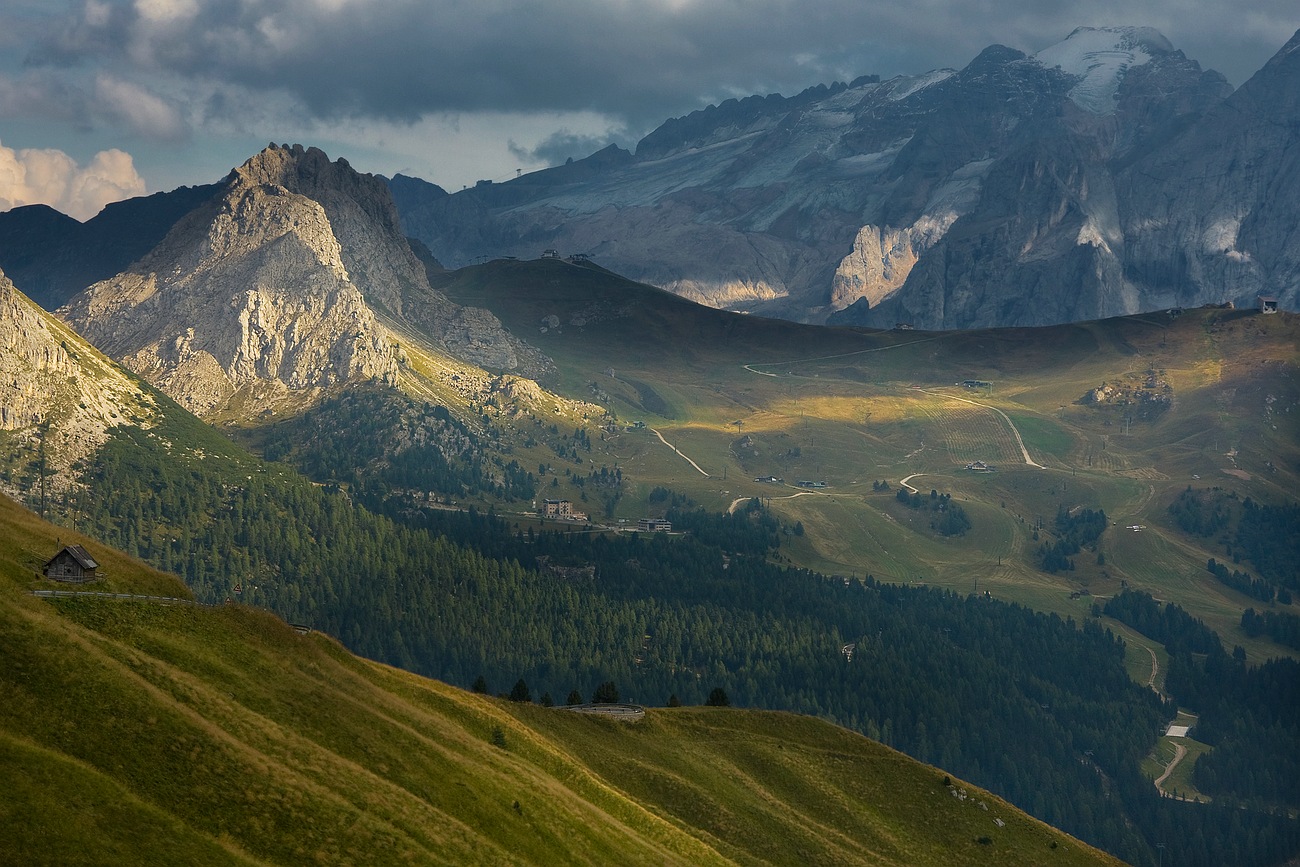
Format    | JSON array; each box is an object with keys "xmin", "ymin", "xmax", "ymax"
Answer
[
  {"xmin": 830, "ymin": 212, "xmax": 963, "ymax": 310},
  {"xmin": 61, "ymin": 165, "xmax": 400, "ymax": 418},
  {"xmin": 0, "ymin": 268, "xmax": 152, "ymax": 488},
  {"xmin": 60, "ymin": 145, "xmax": 548, "ymax": 419}
]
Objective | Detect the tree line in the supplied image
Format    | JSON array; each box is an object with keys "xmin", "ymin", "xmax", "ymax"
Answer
[{"xmin": 68, "ymin": 418, "xmax": 1300, "ymax": 867}]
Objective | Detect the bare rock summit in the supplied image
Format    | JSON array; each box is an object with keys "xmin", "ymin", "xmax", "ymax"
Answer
[{"xmin": 61, "ymin": 144, "xmax": 545, "ymax": 419}]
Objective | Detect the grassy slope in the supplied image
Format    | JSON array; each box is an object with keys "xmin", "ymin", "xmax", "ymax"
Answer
[
  {"xmin": 0, "ymin": 493, "xmax": 1118, "ymax": 866},
  {"xmin": 439, "ymin": 261, "xmax": 1300, "ymax": 663}
]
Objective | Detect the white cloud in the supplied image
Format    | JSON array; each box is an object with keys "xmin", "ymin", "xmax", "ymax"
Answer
[
  {"xmin": 134, "ymin": 0, "xmax": 199, "ymax": 24},
  {"xmin": 94, "ymin": 75, "xmax": 189, "ymax": 140},
  {"xmin": 0, "ymin": 141, "xmax": 147, "ymax": 220}
]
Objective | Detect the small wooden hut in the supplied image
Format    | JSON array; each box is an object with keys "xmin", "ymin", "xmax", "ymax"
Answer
[{"xmin": 42, "ymin": 545, "xmax": 100, "ymax": 583}]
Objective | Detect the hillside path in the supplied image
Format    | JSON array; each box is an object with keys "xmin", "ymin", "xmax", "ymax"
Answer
[
  {"xmin": 727, "ymin": 490, "xmax": 822, "ymax": 514},
  {"xmin": 1154, "ymin": 742, "xmax": 1188, "ymax": 796},
  {"xmin": 1144, "ymin": 644, "xmax": 1160, "ymax": 691},
  {"xmin": 650, "ymin": 428, "xmax": 710, "ymax": 477},
  {"xmin": 919, "ymin": 389, "xmax": 1044, "ymax": 468}
]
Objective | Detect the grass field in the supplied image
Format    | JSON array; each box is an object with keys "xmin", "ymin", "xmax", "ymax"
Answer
[
  {"xmin": 435, "ymin": 262, "xmax": 1300, "ymax": 666},
  {"xmin": 1141, "ymin": 709, "xmax": 1213, "ymax": 804},
  {"xmin": 1, "ymin": 492, "xmax": 1121, "ymax": 867}
]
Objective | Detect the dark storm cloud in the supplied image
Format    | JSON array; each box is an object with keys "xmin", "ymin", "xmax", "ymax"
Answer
[
  {"xmin": 20, "ymin": 0, "xmax": 1299, "ymax": 134},
  {"xmin": 509, "ymin": 129, "xmax": 633, "ymax": 167}
]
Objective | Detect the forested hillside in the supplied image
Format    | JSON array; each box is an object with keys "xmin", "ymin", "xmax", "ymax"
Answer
[
  {"xmin": 61, "ymin": 408, "xmax": 1300, "ymax": 867},
  {"xmin": 2, "ymin": 495, "xmax": 1123, "ymax": 867}
]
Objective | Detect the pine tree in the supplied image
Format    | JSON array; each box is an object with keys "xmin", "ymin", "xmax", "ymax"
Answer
[{"xmin": 509, "ymin": 678, "xmax": 532, "ymax": 703}]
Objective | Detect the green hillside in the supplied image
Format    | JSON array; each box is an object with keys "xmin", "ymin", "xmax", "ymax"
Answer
[
  {"xmin": 0, "ymin": 493, "xmax": 1118, "ymax": 866},
  {"xmin": 438, "ymin": 260, "xmax": 1300, "ymax": 662}
]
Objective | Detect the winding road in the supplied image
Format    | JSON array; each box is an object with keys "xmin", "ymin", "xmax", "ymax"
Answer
[
  {"xmin": 899, "ymin": 473, "xmax": 925, "ymax": 494},
  {"xmin": 727, "ymin": 490, "xmax": 822, "ymax": 514},
  {"xmin": 917, "ymin": 388, "xmax": 1044, "ymax": 469},
  {"xmin": 1154, "ymin": 742, "xmax": 1188, "ymax": 796},
  {"xmin": 650, "ymin": 427, "xmax": 711, "ymax": 477}
]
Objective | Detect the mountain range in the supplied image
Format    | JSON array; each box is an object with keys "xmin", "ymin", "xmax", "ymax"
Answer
[
  {"xmin": 386, "ymin": 26, "xmax": 1300, "ymax": 329},
  {"xmin": 1, "ymin": 27, "xmax": 1295, "ymax": 334}
]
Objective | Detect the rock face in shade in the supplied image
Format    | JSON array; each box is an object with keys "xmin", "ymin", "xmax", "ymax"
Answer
[
  {"xmin": 1115, "ymin": 28, "xmax": 1300, "ymax": 314},
  {"xmin": 60, "ymin": 145, "xmax": 546, "ymax": 419},
  {"xmin": 390, "ymin": 27, "xmax": 1300, "ymax": 329},
  {"xmin": 0, "ymin": 184, "xmax": 221, "ymax": 311}
]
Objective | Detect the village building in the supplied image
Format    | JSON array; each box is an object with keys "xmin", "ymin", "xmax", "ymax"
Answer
[
  {"xmin": 542, "ymin": 498, "xmax": 574, "ymax": 518},
  {"xmin": 42, "ymin": 545, "xmax": 100, "ymax": 583},
  {"xmin": 636, "ymin": 518, "xmax": 672, "ymax": 532}
]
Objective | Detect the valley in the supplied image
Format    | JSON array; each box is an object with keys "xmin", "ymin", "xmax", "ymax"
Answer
[
  {"xmin": 1, "ymin": 135, "xmax": 1297, "ymax": 866},
  {"xmin": 437, "ymin": 259, "xmax": 1299, "ymax": 661}
]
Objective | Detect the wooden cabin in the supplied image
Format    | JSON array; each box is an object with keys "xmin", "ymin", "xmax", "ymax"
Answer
[{"xmin": 42, "ymin": 545, "xmax": 100, "ymax": 583}]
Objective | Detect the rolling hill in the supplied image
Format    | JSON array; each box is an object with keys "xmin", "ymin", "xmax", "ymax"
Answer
[
  {"xmin": 437, "ymin": 257, "xmax": 1300, "ymax": 660},
  {"xmin": 0, "ymin": 492, "xmax": 1120, "ymax": 866}
]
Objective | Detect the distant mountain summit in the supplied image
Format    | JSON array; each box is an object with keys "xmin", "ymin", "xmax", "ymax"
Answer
[
  {"xmin": 58, "ymin": 144, "xmax": 545, "ymax": 419},
  {"xmin": 1032, "ymin": 26, "xmax": 1176, "ymax": 114},
  {"xmin": 389, "ymin": 27, "xmax": 1299, "ymax": 329},
  {"xmin": 0, "ymin": 184, "xmax": 220, "ymax": 310}
]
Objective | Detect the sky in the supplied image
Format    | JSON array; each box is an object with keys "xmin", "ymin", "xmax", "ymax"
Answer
[{"xmin": 0, "ymin": 0, "xmax": 1295, "ymax": 220}]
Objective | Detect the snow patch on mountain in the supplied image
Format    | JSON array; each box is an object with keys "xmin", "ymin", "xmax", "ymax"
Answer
[
  {"xmin": 1202, "ymin": 215, "xmax": 1254, "ymax": 263},
  {"xmin": 1033, "ymin": 27, "xmax": 1171, "ymax": 113},
  {"xmin": 886, "ymin": 69, "xmax": 957, "ymax": 101}
]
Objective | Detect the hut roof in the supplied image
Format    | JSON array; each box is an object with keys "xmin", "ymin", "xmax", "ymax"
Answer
[{"xmin": 45, "ymin": 545, "xmax": 99, "ymax": 571}]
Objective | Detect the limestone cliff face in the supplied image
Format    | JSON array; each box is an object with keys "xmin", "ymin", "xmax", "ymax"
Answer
[
  {"xmin": 1119, "ymin": 28, "xmax": 1300, "ymax": 312},
  {"xmin": 0, "ymin": 268, "xmax": 152, "ymax": 485},
  {"xmin": 394, "ymin": 27, "xmax": 1289, "ymax": 330},
  {"xmin": 60, "ymin": 145, "xmax": 546, "ymax": 419},
  {"xmin": 830, "ymin": 213, "xmax": 962, "ymax": 310},
  {"xmin": 61, "ymin": 164, "xmax": 399, "ymax": 418}
]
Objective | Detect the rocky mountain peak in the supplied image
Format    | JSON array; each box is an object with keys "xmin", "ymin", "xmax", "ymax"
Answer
[
  {"xmin": 231, "ymin": 144, "xmax": 407, "ymax": 246},
  {"xmin": 58, "ymin": 144, "xmax": 547, "ymax": 420},
  {"xmin": 60, "ymin": 176, "xmax": 401, "ymax": 418},
  {"xmin": 1032, "ymin": 26, "xmax": 1177, "ymax": 114}
]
